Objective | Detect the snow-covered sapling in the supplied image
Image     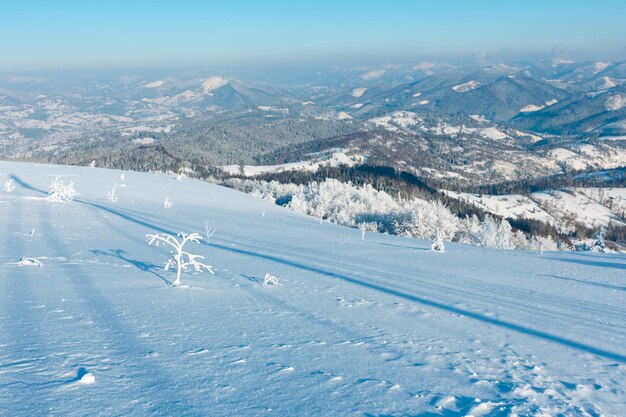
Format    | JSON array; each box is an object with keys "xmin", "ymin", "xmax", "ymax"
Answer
[
  {"xmin": 88, "ymin": 160, "xmax": 96, "ymax": 168},
  {"xmin": 3, "ymin": 179, "xmax": 16, "ymax": 193},
  {"xmin": 431, "ymin": 230, "xmax": 446, "ymax": 253},
  {"xmin": 358, "ymin": 224, "xmax": 366, "ymax": 240},
  {"xmin": 47, "ymin": 176, "xmax": 79, "ymax": 202},
  {"xmin": 18, "ymin": 257, "xmax": 43, "ymax": 267},
  {"xmin": 146, "ymin": 232, "xmax": 213, "ymax": 287},
  {"xmin": 204, "ymin": 222, "xmax": 216, "ymax": 243},
  {"xmin": 163, "ymin": 198, "xmax": 173, "ymax": 209},
  {"xmin": 105, "ymin": 184, "xmax": 125, "ymax": 203},
  {"xmin": 263, "ymin": 273, "xmax": 282, "ymax": 287},
  {"xmin": 119, "ymin": 173, "xmax": 125, "ymax": 180},
  {"xmin": 357, "ymin": 222, "xmax": 379, "ymax": 240}
]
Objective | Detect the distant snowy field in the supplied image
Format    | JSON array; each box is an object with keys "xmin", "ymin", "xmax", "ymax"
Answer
[{"xmin": 1, "ymin": 161, "xmax": 625, "ymax": 416}]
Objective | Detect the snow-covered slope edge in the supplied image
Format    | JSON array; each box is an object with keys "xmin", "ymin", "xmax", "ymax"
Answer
[{"xmin": 1, "ymin": 161, "xmax": 625, "ymax": 416}]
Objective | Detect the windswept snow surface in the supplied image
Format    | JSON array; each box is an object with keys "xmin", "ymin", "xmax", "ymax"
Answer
[{"xmin": 1, "ymin": 161, "xmax": 625, "ymax": 416}]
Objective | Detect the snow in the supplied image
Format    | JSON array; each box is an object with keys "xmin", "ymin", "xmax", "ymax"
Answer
[
  {"xmin": 351, "ymin": 87, "xmax": 367, "ymax": 98},
  {"xmin": 351, "ymin": 103, "xmax": 364, "ymax": 109},
  {"xmin": 452, "ymin": 80, "xmax": 480, "ymax": 93},
  {"xmin": 418, "ymin": 99, "xmax": 429, "ymax": 105},
  {"xmin": 469, "ymin": 114, "xmax": 488, "ymax": 123},
  {"xmin": 1, "ymin": 161, "xmax": 626, "ymax": 416},
  {"xmin": 605, "ymin": 94, "xmax": 626, "ymax": 111},
  {"xmin": 360, "ymin": 70, "xmax": 386, "ymax": 80},
  {"xmin": 336, "ymin": 111, "xmax": 353, "ymax": 120},
  {"xmin": 412, "ymin": 92, "xmax": 421, "ymax": 97},
  {"xmin": 142, "ymin": 90, "xmax": 201, "ymax": 106},
  {"xmin": 132, "ymin": 137, "xmax": 156, "ymax": 145},
  {"xmin": 221, "ymin": 150, "xmax": 363, "ymax": 176},
  {"xmin": 369, "ymin": 111, "xmax": 423, "ymax": 133},
  {"xmin": 478, "ymin": 127, "xmax": 509, "ymax": 140},
  {"xmin": 596, "ymin": 77, "xmax": 616, "ymax": 90},
  {"xmin": 143, "ymin": 80, "xmax": 165, "ymax": 88},
  {"xmin": 593, "ymin": 61, "xmax": 610, "ymax": 74},
  {"xmin": 202, "ymin": 76, "xmax": 229, "ymax": 93},
  {"xmin": 444, "ymin": 187, "xmax": 626, "ymax": 234},
  {"xmin": 520, "ymin": 104, "xmax": 545, "ymax": 113}
]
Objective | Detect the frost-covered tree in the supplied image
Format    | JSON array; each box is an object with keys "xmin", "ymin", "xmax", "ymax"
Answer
[
  {"xmin": 47, "ymin": 176, "xmax": 79, "ymax": 202},
  {"xmin": 591, "ymin": 225, "xmax": 607, "ymax": 253},
  {"xmin": 3, "ymin": 179, "xmax": 16, "ymax": 193},
  {"xmin": 146, "ymin": 232, "xmax": 213, "ymax": 287},
  {"xmin": 163, "ymin": 198, "xmax": 173, "ymax": 209},
  {"xmin": 88, "ymin": 160, "xmax": 96, "ymax": 168},
  {"xmin": 431, "ymin": 230, "xmax": 446, "ymax": 252}
]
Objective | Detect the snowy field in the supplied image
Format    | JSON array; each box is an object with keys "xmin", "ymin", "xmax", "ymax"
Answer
[{"xmin": 1, "ymin": 161, "xmax": 625, "ymax": 416}]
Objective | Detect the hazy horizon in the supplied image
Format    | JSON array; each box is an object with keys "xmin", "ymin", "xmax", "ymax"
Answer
[{"xmin": 2, "ymin": 0, "xmax": 626, "ymax": 73}]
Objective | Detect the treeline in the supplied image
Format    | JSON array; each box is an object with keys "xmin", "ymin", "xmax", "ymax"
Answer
[
  {"xmin": 469, "ymin": 167, "xmax": 626, "ymax": 195},
  {"xmin": 222, "ymin": 163, "xmax": 626, "ymax": 245}
]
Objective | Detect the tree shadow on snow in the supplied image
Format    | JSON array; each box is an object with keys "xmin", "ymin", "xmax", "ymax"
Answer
[
  {"xmin": 10, "ymin": 175, "xmax": 626, "ymax": 364},
  {"xmin": 90, "ymin": 249, "xmax": 172, "ymax": 286},
  {"xmin": 240, "ymin": 274, "xmax": 263, "ymax": 285},
  {"xmin": 537, "ymin": 273, "xmax": 626, "ymax": 292},
  {"xmin": 544, "ymin": 256, "xmax": 626, "ymax": 271}
]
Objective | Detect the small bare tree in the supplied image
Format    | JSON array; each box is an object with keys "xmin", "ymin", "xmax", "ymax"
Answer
[
  {"xmin": 146, "ymin": 232, "xmax": 213, "ymax": 287},
  {"xmin": 204, "ymin": 222, "xmax": 216, "ymax": 243}
]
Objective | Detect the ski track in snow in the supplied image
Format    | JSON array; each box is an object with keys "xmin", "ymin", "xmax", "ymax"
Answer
[{"xmin": 1, "ymin": 161, "xmax": 625, "ymax": 416}]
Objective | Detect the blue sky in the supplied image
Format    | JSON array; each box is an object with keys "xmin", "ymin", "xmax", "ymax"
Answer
[{"xmin": 1, "ymin": 0, "xmax": 625, "ymax": 71}]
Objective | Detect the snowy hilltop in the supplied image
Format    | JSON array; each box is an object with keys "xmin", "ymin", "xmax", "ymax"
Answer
[{"xmin": 1, "ymin": 160, "xmax": 625, "ymax": 416}]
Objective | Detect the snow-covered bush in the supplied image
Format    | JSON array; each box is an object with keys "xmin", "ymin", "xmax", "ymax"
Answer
[
  {"xmin": 18, "ymin": 257, "xmax": 43, "ymax": 267},
  {"xmin": 163, "ymin": 198, "xmax": 173, "ymax": 209},
  {"xmin": 146, "ymin": 232, "xmax": 213, "ymax": 287},
  {"xmin": 3, "ymin": 179, "xmax": 16, "ymax": 193},
  {"xmin": 263, "ymin": 273, "xmax": 282, "ymax": 287},
  {"xmin": 431, "ymin": 230, "xmax": 445, "ymax": 252},
  {"xmin": 47, "ymin": 176, "xmax": 79, "ymax": 202}
]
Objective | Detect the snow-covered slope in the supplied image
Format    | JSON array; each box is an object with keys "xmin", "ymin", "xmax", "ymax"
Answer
[{"xmin": 1, "ymin": 161, "xmax": 625, "ymax": 416}]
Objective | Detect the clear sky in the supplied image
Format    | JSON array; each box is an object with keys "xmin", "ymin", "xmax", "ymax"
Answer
[{"xmin": 1, "ymin": 0, "xmax": 625, "ymax": 71}]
